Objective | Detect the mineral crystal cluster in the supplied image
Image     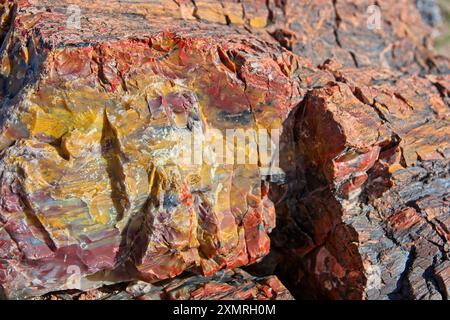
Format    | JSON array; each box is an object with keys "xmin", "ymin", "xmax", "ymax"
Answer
[{"xmin": 0, "ymin": 0, "xmax": 448, "ymax": 300}]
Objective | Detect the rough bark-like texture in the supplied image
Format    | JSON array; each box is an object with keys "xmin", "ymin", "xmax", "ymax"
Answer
[
  {"xmin": 0, "ymin": 0, "xmax": 449, "ymax": 300},
  {"xmin": 34, "ymin": 269, "xmax": 293, "ymax": 300},
  {"xmin": 245, "ymin": 0, "xmax": 440, "ymax": 73},
  {"xmin": 252, "ymin": 64, "xmax": 450, "ymax": 300}
]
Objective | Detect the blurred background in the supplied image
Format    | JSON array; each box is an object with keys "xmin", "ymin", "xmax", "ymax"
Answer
[
  {"xmin": 416, "ymin": 0, "xmax": 449, "ymax": 56},
  {"xmin": 436, "ymin": 0, "xmax": 450, "ymax": 56}
]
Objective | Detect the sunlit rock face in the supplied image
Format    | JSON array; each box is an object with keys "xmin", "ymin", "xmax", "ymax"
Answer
[
  {"xmin": 256, "ymin": 65, "xmax": 450, "ymax": 300},
  {"xmin": 0, "ymin": 0, "xmax": 449, "ymax": 301},
  {"xmin": 0, "ymin": 0, "xmax": 306, "ymax": 298}
]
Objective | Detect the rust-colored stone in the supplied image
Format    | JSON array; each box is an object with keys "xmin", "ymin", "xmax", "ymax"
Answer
[
  {"xmin": 258, "ymin": 66, "xmax": 450, "ymax": 300},
  {"xmin": 0, "ymin": 0, "xmax": 448, "ymax": 301},
  {"xmin": 0, "ymin": 0, "xmax": 304, "ymax": 299},
  {"xmin": 36, "ymin": 269, "xmax": 293, "ymax": 300}
]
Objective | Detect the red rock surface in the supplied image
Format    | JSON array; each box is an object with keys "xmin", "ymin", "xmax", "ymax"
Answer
[
  {"xmin": 0, "ymin": 0, "xmax": 449, "ymax": 300},
  {"xmin": 256, "ymin": 65, "xmax": 450, "ymax": 300},
  {"xmin": 0, "ymin": 0, "xmax": 305, "ymax": 299},
  {"xmin": 33, "ymin": 269, "xmax": 293, "ymax": 300}
]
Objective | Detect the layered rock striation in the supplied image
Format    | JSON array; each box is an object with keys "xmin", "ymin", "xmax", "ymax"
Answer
[{"xmin": 0, "ymin": 0, "xmax": 448, "ymax": 300}]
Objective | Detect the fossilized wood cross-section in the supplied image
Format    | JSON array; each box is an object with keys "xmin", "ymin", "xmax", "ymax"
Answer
[
  {"xmin": 0, "ymin": 0, "xmax": 304, "ymax": 298},
  {"xmin": 0, "ymin": 0, "xmax": 449, "ymax": 300}
]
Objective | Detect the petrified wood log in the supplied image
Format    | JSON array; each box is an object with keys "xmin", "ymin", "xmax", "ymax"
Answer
[
  {"xmin": 0, "ymin": 0, "xmax": 448, "ymax": 300},
  {"xmin": 36, "ymin": 269, "xmax": 293, "ymax": 300},
  {"xmin": 257, "ymin": 63, "xmax": 450, "ymax": 300},
  {"xmin": 0, "ymin": 0, "xmax": 308, "ymax": 299}
]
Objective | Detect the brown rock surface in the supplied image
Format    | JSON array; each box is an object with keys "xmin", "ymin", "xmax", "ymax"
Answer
[
  {"xmin": 0, "ymin": 0, "xmax": 449, "ymax": 300},
  {"xmin": 0, "ymin": 0, "xmax": 303, "ymax": 299},
  {"xmin": 34, "ymin": 269, "xmax": 293, "ymax": 300},
  {"xmin": 263, "ymin": 0, "xmax": 450, "ymax": 73},
  {"xmin": 255, "ymin": 65, "xmax": 450, "ymax": 300}
]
